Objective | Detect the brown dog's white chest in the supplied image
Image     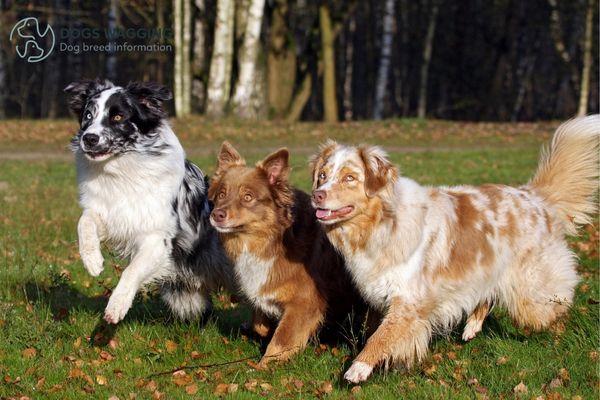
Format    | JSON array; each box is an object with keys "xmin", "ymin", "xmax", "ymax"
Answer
[{"xmin": 234, "ymin": 249, "xmax": 282, "ymax": 318}]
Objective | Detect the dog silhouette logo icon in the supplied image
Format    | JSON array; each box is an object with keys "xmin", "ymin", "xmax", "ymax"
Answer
[{"xmin": 9, "ymin": 17, "xmax": 55, "ymax": 63}]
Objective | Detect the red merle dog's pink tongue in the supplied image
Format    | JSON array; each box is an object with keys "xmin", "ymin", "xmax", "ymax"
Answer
[{"xmin": 316, "ymin": 208, "xmax": 331, "ymax": 219}]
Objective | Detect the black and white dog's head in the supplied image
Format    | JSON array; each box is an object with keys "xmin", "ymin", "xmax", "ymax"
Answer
[{"xmin": 64, "ymin": 79, "xmax": 173, "ymax": 161}]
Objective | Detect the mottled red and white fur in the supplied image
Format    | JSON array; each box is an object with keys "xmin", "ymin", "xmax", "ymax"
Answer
[{"xmin": 310, "ymin": 116, "xmax": 599, "ymax": 383}]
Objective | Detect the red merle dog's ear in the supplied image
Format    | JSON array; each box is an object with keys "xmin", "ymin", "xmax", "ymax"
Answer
[
  {"xmin": 358, "ymin": 145, "xmax": 397, "ymax": 197},
  {"xmin": 257, "ymin": 148, "xmax": 290, "ymax": 186},
  {"xmin": 64, "ymin": 78, "xmax": 115, "ymax": 117}
]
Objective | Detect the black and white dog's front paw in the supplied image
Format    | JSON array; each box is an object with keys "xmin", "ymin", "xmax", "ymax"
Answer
[
  {"xmin": 104, "ymin": 292, "xmax": 135, "ymax": 324},
  {"xmin": 80, "ymin": 248, "xmax": 104, "ymax": 277}
]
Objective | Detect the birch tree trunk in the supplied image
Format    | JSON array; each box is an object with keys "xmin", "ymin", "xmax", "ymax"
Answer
[
  {"xmin": 373, "ymin": 0, "xmax": 395, "ymax": 120},
  {"xmin": 206, "ymin": 0, "xmax": 235, "ymax": 118},
  {"xmin": 105, "ymin": 0, "xmax": 118, "ymax": 81},
  {"xmin": 182, "ymin": 0, "xmax": 192, "ymax": 114},
  {"xmin": 0, "ymin": 6, "xmax": 6, "ymax": 119},
  {"xmin": 319, "ymin": 4, "xmax": 338, "ymax": 122},
  {"xmin": 417, "ymin": 0, "xmax": 439, "ymax": 119},
  {"xmin": 230, "ymin": 0, "xmax": 266, "ymax": 118},
  {"xmin": 343, "ymin": 16, "xmax": 355, "ymax": 121},
  {"xmin": 547, "ymin": 0, "xmax": 580, "ymax": 92},
  {"xmin": 577, "ymin": 0, "xmax": 594, "ymax": 116},
  {"xmin": 192, "ymin": 0, "xmax": 207, "ymax": 112},
  {"xmin": 173, "ymin": 0, "xmax": 184, "ymax": 116}
]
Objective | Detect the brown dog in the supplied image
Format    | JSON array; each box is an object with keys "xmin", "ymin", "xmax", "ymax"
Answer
[{"xmin": 208, "ymin": 142, "xmax": 365, "ymax": 367}]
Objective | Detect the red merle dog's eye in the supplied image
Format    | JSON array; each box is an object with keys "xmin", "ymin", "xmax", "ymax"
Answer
[{"xmin": 243, "ymin": 193, "xmax": 253, "ymax": 202}]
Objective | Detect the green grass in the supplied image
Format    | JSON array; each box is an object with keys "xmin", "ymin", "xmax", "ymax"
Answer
[{"xmin": 0, "ymin": 120, "xmax": 598, "ymax": 399}]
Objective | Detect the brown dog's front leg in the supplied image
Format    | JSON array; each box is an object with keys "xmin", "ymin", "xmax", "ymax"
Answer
[{"xmin": 258, "ymin": 303, "xmax": 324, "ymax": 367}]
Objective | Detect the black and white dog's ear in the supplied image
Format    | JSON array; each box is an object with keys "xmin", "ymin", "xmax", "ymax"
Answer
[
  {"xmin": 125, "ymin": 81, "xmax": 173, "ymax": 119},
  {"xmin": 64, "ymin": 78, "xmax": 115, "ymax": 116}
]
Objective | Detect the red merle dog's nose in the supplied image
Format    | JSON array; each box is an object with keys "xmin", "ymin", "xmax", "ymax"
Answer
[{"xmin": 312, "ymin": 190, "xmax": 327, "ymax": 204}]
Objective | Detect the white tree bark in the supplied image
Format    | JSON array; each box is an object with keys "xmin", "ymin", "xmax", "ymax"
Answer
[
  {"xmin": 173, "ymin": 0, "xmax": 184, "ymax": 116},
  {"xmin": 417, "ymin": 0, "xmax": 439, "ymax": 119},
  {"xmin": 373, "ymin": 0, "xmax": 395, "ymax": 120},
  {"xmin": 577, "ymin": 0, "xmax": 594, "ymax": 116},
  {"xmin": 182, "ymin": 0, "xmax": 192, "ymax": 114},
  {"xmin": 206, "ymin": 0, "xmax": 235, "ymax": 118},
  {"xmin": 0, "ymin": 6, "xmax": 6, "ymax": 119},
  {"xmin": 230, "ymin": 0, "xmax": 266, "ymax": 118},
  {"xmin": 192, "ymin": 0, "xmax": 207, "ymax": 111}
]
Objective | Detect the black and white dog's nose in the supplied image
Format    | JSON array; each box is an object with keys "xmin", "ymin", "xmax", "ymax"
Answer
[{"xmin": 82, "ymin": 133, "xmax": 100, "ymax": 147}]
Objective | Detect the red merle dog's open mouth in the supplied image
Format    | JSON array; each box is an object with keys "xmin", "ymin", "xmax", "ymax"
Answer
[{"xmin": 315, "ymin": 206, "xmax": 354, "ymax": 221}]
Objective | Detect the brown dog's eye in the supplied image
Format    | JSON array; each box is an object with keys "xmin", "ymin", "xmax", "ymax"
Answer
[
  {"xmin": 112, "ymin": 114, "xmax": 123, "ymax": 122},
  {"xmin": 318, "ymin": 172, "xmax": 326, "ymax": 181},
  {"xmin": 344, "ymin": 175, "xmax": 355, "ymax": 182},
  {"xmin": 218, "ymin": 192, "xmax": 226, "ymax": 199},
  {"xmin": 243, "ymin": 193, "xmax": 253, "ymax": 202}
]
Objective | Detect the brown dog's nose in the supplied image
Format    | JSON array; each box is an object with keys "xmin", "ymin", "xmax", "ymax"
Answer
[
  {"xmin": 212, "ymin": 208, "xmax": 227, "ymax": 223},
  {"xmin": 312, "ymin": 190, "xmax": 327, "ymax": 204}
]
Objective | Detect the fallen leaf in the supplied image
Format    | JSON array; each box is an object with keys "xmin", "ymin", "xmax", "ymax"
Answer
[
  {"xmin": 496, "ymin": 356, "xmax": 508, "ymax": 365},
  {"xmin": 35, "ymin": 376, "xmax": 45, "ymax": 389},
  {"xmin": 172, "ymin": 370, "xmax": 192, "ymax": 386},
  {"xmin": 108, "ymin": 396, "xmax": 119, "ymax": 400},
  {"xmin": 260, "ymin": 382, "xmax": 273, "ymax": 392},
  {"xmin": 319, "ymin": 380, "xmax": 333, "ymax": 394},
  {"xmin": 190, "ymin": 351, "xmax": 204, "ymax": 360},
  {"xmin": 513, "ymin": 381, "xmax": 527, "ymax": 394},
  {"xmin": 21, "ymin": 348, "xmax": 37, "ymax": 358},
  {"xmin": 185, "ymin": 383, "xmax": 198, "ymax": 395},
  {"xmin": 351, "ymin": 385, "xmax": 362, "ymax": 394},
  {"xmin": 100, "ymin": 351, "xmax": 114, "ymax": 361},
  {"xmin": 165, "ymin": 340, "xmax": 178, "ymax": 353},
  {"xmin": 96, "ymin": 375, "xmax": 108, "ymax": 385}
]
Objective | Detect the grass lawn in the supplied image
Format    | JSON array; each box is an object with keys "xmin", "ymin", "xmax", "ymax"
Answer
[{"xmin": 0, "ymin": 118, "xmax": 598, "ymax": 399}]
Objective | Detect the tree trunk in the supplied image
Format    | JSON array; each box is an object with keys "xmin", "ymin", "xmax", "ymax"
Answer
[
  {"xmin": 417, "ymin": 0, "xmax": 439, "ymax": 119},
  {"xmin": 173, "ymin": 0, "xmax": 184, "ymax": 116},
  {"xmin": 547, "ymin": 0, "xmax": 580, "ymax": 93},
  {"xmin": 230, "ymin": 0, "xmax": 266, "ymax": 118},
  {"xmin": 206, "ymin": 0, "xmax": 235, "ymax": 118},
  {"xmin": 319, "ymin": 4, "xmax": 338, "ymax": 122},
  {"xmin": 0, "ymin": 6, "xmax": 5, "ymax": 119},
  {"xmin": 343, "ymin": 15, "xmax": 355, "ymax": 121},
  {"xmin": 182, "ymin": 0, "xmax": 192, "ymax": 114},
  {"xmin": 192, "ymin": 0, "xmax": 207, "ymax": 112},
  {"xmin": 577, "ymin": 0, "xmax": 594, "ymax": 116},
  {"xmin": 267, "ymin": 0, "xmax": 296, "ymax": 118},
  {"xmin": 105, "ymin": 0, "xmax": 119, "ymax": 81},
  {"xmin": 373, "ymin": 0, "xmax": 395, "ymax": 120}
]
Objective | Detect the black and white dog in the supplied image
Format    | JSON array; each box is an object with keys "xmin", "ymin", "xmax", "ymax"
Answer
[{"xmin": 65, "ymin": 78, "xmax": 233, "ymax": 324}]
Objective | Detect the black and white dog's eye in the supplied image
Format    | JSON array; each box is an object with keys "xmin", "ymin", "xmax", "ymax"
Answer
[{"xmin": 85, "ymin": 112, "xmax": 92, "ymax": 120}]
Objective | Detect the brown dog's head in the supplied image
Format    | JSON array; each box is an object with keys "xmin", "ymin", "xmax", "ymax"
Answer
[
  {"xmin": 309, "ymin": 141, "xmax": 397, "ymax": 225},
  {"xmin": 208, "ymin": 142, "xmax": 293, "ymax": 234}
]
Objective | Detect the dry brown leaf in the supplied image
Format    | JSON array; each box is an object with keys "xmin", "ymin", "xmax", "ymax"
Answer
[
  {"xmin": 172, "ymin": 370, "xmax": 192, "ymax": 387},
  {"xmin": 214, "ymin": 383, "xmax": 229, "ymax": 395},
  {"xmin": 21, "ymin": 348, "xmax": 37, "ymax": 358},
  {"xmin": 165, "ymin": 340, "xmax": 178, "ymax": 353},
  {"xmin": 496, "ymin": 356, "xmax": 508, "ymax": 365},
  {"xmin": 513, "ymin": 381, "xmax": 527, "ymax": 394},
  {"xmin": 351, "ymin": 385, "xmax": 362, "ymax": 394},
  {"xmin": 260, "ymin": 382, "xmax": 273, "ymax": 392},
  {"xmin": 185, "ymin": 383, "xmax": 198, "ymax": 395},
  {"xmin": 35, "ymin": 376, "xmax": 45, "ymax": 390},
  {"xmin": 96, "ymin": 375, "xmax": 108, "ymax": 385},
  {"xmin": 145, "ymin": 380, "xmax": 158, "ymax": 391},
  {"xmin": 100, "ymin": 351, "xmax": 114, "ymax": 361},
  {"xmin": 108, "ymin": 396, "xmax": 119, "ymax": 400},
  {"xmin": 319, "ymin": 381, "xmax": 333, "ymax": 394}
]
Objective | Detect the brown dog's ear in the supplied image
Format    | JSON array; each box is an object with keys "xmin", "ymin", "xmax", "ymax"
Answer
[
  {"xmin": 257, "ymin": 148, "xmax": 289, "ymax": 185},
  {"xmin": 358, "ymin": 145, "xmax": 397, "ymax": 197},
  {"xmin": 309, "ymin": 140, "xmax": 338, "ymax": 189},
  {"xmin": 215, "ymin": 141, "xmax": 245, "ymax": 174}
]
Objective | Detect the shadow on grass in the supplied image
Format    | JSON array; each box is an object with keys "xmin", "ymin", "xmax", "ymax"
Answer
[{"xmin": 19, "ymin": 276, "xmax": 234, "ymax": 347}]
